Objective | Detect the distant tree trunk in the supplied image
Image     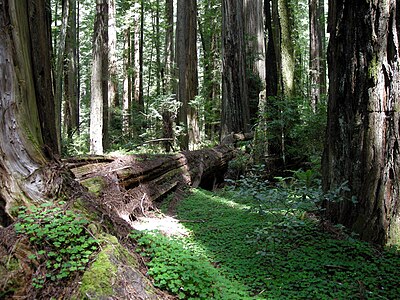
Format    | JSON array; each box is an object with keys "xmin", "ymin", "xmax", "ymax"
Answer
[
  {"xmin": 323, "ymin": 0, "xmax": 400, "ymax": 246},
  {"xmin": 0, "ymin": 0, "xmax": 62, "ymax": 224},
  {"xmin": 54, "ymin": 0, "xmax": 69, "ymax": 153},
  {"xmin": 318, "ymin": 0, "xmax": 327, "ymax": 96},
  {"xmin": 176, "ymin": 0, "xmax": 200, "ymax": 150},
  {"xmin": 265, "ymin": 0, "xmax": 278, "ymax": 97},
  {"xmin": 63, "ymin": 0, "xmax": 79, "ymax": 139},
  {"xmin": 163, "ymin": 0, "xmax": 175, "ymax": 95},
  {"xmin": 132, "ymin": 1, "xmax": 144, "ymax": 131},
  {"xmin": 162, "ymin": 0, "xmax": 175, "ymax": 152},
  {"xmin": 198, "ymin": 0, "xmax": 222, "ymax": 141},
  {"xmin": 155, "ymin": 0, "xmax": 161, "ymax": 96},
  {"xmin": 90, "ymin": 0, "xmax": 108, "ymax": 155},
  {"xmin": 108, "ymin": 0, "xmax": 119, "ymax": 110},
  {"xmin": 221, "ymin": 0, "xmax": 250, "ymax": 139},
  {"xmin": 309, "ymin": 0, "xmax": 320, "ymax": 112},
  {"xmin": 122, "ymin": 27, "xmax": 132, "ymax": 136},
  {"xmin": 278, "ymin": 0, "xmax": 295, "ymax": 97}
]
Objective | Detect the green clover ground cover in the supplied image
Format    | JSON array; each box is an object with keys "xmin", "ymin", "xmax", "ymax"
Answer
[{"xmin": 134, "ymin": 187, "xmax": 400, "ymax": 299}]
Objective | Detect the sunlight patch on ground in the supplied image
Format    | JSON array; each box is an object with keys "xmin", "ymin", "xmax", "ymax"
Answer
[{"xmin": 132, "ymin": 215, "xmax": 190, "ymax": 237}]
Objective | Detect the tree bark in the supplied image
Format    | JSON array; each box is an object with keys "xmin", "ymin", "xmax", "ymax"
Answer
[
  {"xmin": 90, "ymin": 0, "xmax": 108, "ymax": 155},
  {"xmin": 244, "ymin": 0, "xmax": 265, "ymax": 83},
  {"xmin": 108, "ymin": 0, "xmax": 119, "ymax": 109},
  {"xmin": 63, "ymin": 0, "xmax": 79, "ymax": 140},
  {"xmin": 221, "ymin": 0, "xmax": 250, "ymax": 139},
  {"xmin": 309, "ymin": 0, "xmax": 321, "ymax": 112},
  {"xmin": 0, "ymin": 0, "xmax": 65, "ymax": 224},
  {"xmin": 323, "ymin": 0, "xmax": 400, "ymax": 245},
  {"xmin": 176, "ymin": 0, "xmax": 200, "ymax": 150}
]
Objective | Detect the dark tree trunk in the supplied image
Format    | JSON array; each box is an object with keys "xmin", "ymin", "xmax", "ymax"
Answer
[
  {"xmin": 323, "ymin": 0, "xmax": 400, "ymax": 245},
  {"xmin": 221, "ymin": 0, "xmax": 250, "ymax": 139},
  {"xmin": 28, "ymin": 0, "xmax": 59, "ymax": 155},
  {"xmin": 309, "ymin": 0, "xmax": 321, "ymax": 112},
  {"xmin": 63, "ymin": 0, "xmax": 79, "ymax": 140},
  {"xmin": 176, "ymin": 0, "xmax": 200, "ymax": 150}
]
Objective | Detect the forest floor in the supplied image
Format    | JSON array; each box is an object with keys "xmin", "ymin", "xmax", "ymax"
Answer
[{"xmin": 132, "ymin": 187, "xmax": 400, "ymax": 300}]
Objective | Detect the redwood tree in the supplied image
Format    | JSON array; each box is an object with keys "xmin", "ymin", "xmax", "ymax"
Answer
[
  {"xmin": 221, "ymin": 0, "xmax": 250, "ymax": 139},
  {"xmin": 90, "ymin": 0, "xmax": 109, "ymax": 155},
  {"xmin": 0, "ymin": 0, "xmax": 62, "ymax": 224},
  {"xmin": 176, "ymin": 0, "xmax": 200, "ymax": 150},
  {"xmin": 323, "ymin": 0, "xmax": 400, "ymax": 245}
]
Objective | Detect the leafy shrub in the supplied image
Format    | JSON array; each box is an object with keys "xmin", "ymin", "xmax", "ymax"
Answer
[{"xmin": 14, "ymin": 202, "xmax": 99, "ymax": 288}]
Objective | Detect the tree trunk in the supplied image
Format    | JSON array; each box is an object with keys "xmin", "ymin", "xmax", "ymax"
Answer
[
  {"xmin": 122, "ymin": 27, "xmax": 132, "ymax": 136},
  {"xmin": 309, "ymin": 0, "xmax": 321, "ymax": 112},
  {"xmin": 108, "ymin": 0, "xmax": 119, "ymax": 110},
  {"xmin": 28, "ymin": 0, "xmax": 60, "ymax": 155},
  {"xmin": 244, "ymin": 0, "xmax": 265, "ymax": 83},
  {"xmin": 0, "ymin": 0, "xmax": 63, "ymax": 224},
  {"xmin": 323, "ymin": 0, "xmax": 400, "ymax": 246},
  {"xmin": 176, "ymin": 0, "xmax": 200, "ymax": 150},
  {"xmin": 221, "ymin": 0, "xmax": 250, "ymax": 139},
  {"xmin": 90, "ymin": 0, "xmax": 108, "ymax": 155},
  {"xmin": 63, "ymin": 0, "xmax": 79, "ymax": 139}
]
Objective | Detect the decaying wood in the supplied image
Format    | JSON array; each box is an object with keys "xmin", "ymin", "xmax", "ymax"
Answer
[{"xmin": 68, "ymin": 144, "xmax": 236, "ymax": 226}]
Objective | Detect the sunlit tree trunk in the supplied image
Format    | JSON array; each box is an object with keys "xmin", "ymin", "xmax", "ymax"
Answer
[
  {"xmin": 108, "ymin": 0, "xmax": 119, "ymax": 110},
  {"xmin": 323, "ymin": 0, "xmax": 400, "ymax": 246},
  {"xmin": 244, "ymin": 0, "xmax": 265, "ymax": 83},
  {"xmin": 0, "ymin": 0, "xmax": 61, "ymax": 225},
  {"xmin": 122, "ymin": 27, "xmax": 132, "ymax": 136},
  {"xmin": 221, "ymin": 0, "xmax": 250, "ymax": 139},
  {"xmin": 176, "ymin": 0, "xmax": 200, "ymax": 150},
  {"xmin": 90, "ymin": 0, "xmax": 108, "ymax": 155}
]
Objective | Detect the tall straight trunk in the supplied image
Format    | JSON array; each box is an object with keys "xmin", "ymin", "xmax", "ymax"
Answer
[
  {"xmin": 221, "ymin": 0, "xmax": 250, "ymax": 139},
  {"xmin": 265, "ymin": 0, "xmax": 278, "ymax": 97},
  {"xmin": 63, "ymin": 0, "xmax": 79, "ymax": 139},
  {"xmin": 28, "ymin": 0, "xmax": 59, "ymax": 155},
  {"xmin": 155, "ymin": 0, "xmax": 161, "ymax": 96},
  {"xmin": 90, "ymin": 0, "xmax": 108, "ymax": 155},
  {"xmin": 162, "ymin": 0, "xmax": 175, "ymax": 152},
  {"xmin": 122, "ymin": 27, "xmax": 132, "ymax": 136},
  {"xmin": 108, "ymin": 0, "xmax": 119, "ymax": 109},
  {"xmin": 54, "ymin": 0, "xmax": 69, "ymax": 153},
  {"xmin": 244, "ymin": 0, "xmax": 265, "ymax": 83},
  {"xmin": 318, "ymin": 0, "xmax": 327, "ymax": 96},
  {"xmin": 0, "ymin": 0, "xmax": 60, "ymax": 223},
  {"xmin": 176, "ymin": 0, "xmax": 200, "ymax": 150},
  {"xmin": 163, "ymin": 0, "xmax": 175, "ymax": 95},
  {"xmin": 323, "ymin": 0, "xmax": 400, "ymax": 246},
  {"xmin": 309, "ymin": 0, "xmax": 321, "ymax": 111},
  {"xmin": 278, "ymin": 0, "xmax": 295, "ymax": 97}
]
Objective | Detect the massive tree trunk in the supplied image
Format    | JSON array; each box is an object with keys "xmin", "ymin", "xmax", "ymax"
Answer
[
  {"xmin": 221, "ymin": 0, "xmax": 250, "ymax": 139},
  {"xmin": 0, "ymin": 0, "xmax": 64, "ymax": 225},
  {"xmin": 90, "ymin": 0, "xmax": 108, "ymax": 155},
  {"xmin": 323, "ymin": 0, "xmax": 400, "ymax": 245},
  {"xmin": 244, "ymin": 0, "xmax": 265, "ymax": 83},
  {"xmin": 176, "ymin": 0, "xmax": 200, "ymax": 150}
]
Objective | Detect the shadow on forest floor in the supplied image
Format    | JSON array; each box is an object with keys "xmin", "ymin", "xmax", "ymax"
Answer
[{"xmin": 174, "ymin": 189, "xmax": 400, "ymax": 299}]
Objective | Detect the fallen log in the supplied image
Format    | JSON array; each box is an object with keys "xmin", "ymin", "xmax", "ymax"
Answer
[{"xmin": 68, "ymin": 144, "xmax": 237, "ymax": 226}]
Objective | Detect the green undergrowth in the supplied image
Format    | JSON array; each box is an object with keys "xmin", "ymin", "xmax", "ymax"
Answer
[
  {"xmin": 132, "ymin": 181, "xmax": 400, "ymax": 299},
  {"xmin": 14, "ymin": 202, "xmax": 99, "ymax": 289}
]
